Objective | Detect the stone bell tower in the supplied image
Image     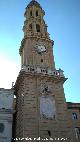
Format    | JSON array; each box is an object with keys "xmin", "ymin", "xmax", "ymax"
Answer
[
  {"xmin": 15, "ymin": 0, "xmax": 73, "ymax": 141},
  {"xmin": 20, "ymin": 0, "xmax": 55, "ymax": 69}
]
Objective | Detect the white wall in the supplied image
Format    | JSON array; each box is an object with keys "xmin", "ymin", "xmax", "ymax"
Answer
[
  {"xmin": 0, "ymin": 89, "xmax": 14, "ymax": 109},
  {"xmin": 0, "ymin": 119, "xmax": 12, "ymax": 142},
  {"xmin": 0, "ymin": 89, "xmax": 14, "ymax": 142}
]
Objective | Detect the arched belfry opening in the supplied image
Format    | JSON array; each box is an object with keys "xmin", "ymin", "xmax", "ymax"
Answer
[
  {"xmin": 36, "ymin": 10, "xmax": 38, "ymax": 16},
  {"xmin": 29, "ymin": 23, "xmax": 32, "ymax": 31},
  {"xmin": 36, "ymin": 24, "xmax": 40, "ymax": 32}
]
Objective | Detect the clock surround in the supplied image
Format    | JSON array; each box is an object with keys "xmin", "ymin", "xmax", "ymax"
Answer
[{"xmin": 35, "ymin": 42, "xmax": 46, "ymax": 54}]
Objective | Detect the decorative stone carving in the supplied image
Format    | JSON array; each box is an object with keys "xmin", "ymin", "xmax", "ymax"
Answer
[
  {"xmin": 40, "ymin": 83, "xmax": 51, "ymax": 95},
  {"xmin": 40, "ymin": 96, "xmax": 56, "ymax": 119}
]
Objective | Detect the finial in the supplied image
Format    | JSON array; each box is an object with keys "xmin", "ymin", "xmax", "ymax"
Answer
[{"xmin": 12, "ymin": 82, "xmax": 14, "ymax": 88}]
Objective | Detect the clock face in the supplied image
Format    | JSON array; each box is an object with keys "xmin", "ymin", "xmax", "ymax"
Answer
[{"xmin": 36, "ymin": 45, "xmax": 46, "ymax": 54}]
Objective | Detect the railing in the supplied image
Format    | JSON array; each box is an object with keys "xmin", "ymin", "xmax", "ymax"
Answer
[{"xmin": 21, "ymin": 65, "xmax": 64, "ymax": 78}]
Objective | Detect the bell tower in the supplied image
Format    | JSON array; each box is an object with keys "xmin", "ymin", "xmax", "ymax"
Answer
[
  {"xmin": 19, "ymin": 0, "xmax": 55, "ymax": 69},
  {"xmin": 15, "ymin": 0, "xmax": 73, "ymax": 141}
]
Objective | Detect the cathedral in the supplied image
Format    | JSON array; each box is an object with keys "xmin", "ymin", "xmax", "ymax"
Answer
[{"xmin": 0, "ymin": 0, "xmax": 80, "ymax": 142}]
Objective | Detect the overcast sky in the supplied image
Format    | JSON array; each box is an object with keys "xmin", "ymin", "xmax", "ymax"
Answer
[{"xmin": 0, "ymin": 0, "xmax": 80, "ymax": 102}]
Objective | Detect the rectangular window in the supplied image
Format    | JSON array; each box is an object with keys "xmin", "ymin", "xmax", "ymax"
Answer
[
  {"xmin": 72, "ymin": 113, "xmax": 77, "ymax": 120},
  {"xmin": 75, "ymin": 127, "xmax": 80, "ymax": 139},
  {"xmin": 30, "ymin": 11, "xmax": 32, "ymax": 16}
]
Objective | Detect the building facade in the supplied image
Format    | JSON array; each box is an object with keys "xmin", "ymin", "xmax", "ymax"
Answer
[
  {"xmin": 14, "ymin": 0, "xmax": 80, "ymax": 142},
  {"xmin": 67, "ymin": 102, "xmax": 80, "ymax": 141},
  {"xmin": 0, "ymin": 88, "xmax": 14, "ymax": 142}
]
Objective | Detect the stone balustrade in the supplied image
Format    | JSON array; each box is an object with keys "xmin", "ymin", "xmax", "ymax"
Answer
[{"xmin": 21, "ymin": 65, "xmax": 64, "ymax": 78}]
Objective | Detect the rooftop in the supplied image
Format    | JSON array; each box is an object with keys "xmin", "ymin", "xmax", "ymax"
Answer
[
  {"xmin": 26, "ymin": 0, "xmax": 45, "ymax": 14},
  {"xmin": 67, "ymin": 102, "xmax": 80, "ymax": 109}
]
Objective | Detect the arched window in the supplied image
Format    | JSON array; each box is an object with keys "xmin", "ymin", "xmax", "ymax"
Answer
[
  {"xmin": 36, "ymin": 10, "xmax": 38, "ymax": 16},
  {"xmin": 29, "ymin": 24, "xmax": 32, "ymax": 31},
  {"xmin": 30, "ymin": 10, "xmax": 32, "ymax": 16},
  {"xmin": 36, "ymin": 24, "xmax": 40, "ymax": 32}
]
